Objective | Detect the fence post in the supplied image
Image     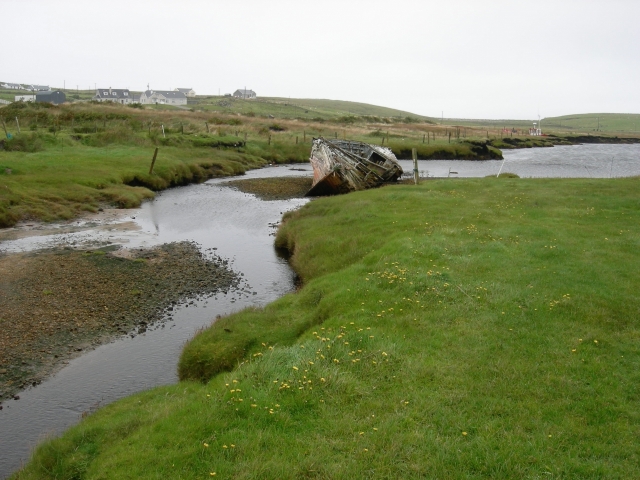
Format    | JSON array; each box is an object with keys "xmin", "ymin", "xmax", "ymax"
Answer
[
  {"xmin": 1, "ymin": 117, "xmax": 8, "ymax": 138},
  {"xmin": 412, "ymin": 148, "xmax": 419, "ymax": 185},
  {"xmin": 161, "ymin": 125, "xmax": 165, "ymax": 138},
  {"xmin": 296, "ymin": 136, "xmax": 298, "ymax": 144},
  {"xmin": 15, "ymin": 117, "xmax": 21, "ymax": 134},
  {"xmin": 205, "ymin": 122, "xmax": 209, "ymax": 133},
  {"xmin": 149, "ymin": 147, "xmax": 159, "ymax": 174},
  {"xmin": 268, "ymin": 134, "xmax": 271, "ymax": 145}
]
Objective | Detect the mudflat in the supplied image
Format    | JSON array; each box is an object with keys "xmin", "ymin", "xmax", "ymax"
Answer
[{"xmin": 0, "ymin": 242, "xmax": 241, "ymax": 403}]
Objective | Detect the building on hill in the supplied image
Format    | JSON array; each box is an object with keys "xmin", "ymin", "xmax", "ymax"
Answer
[
  {"xmin": 93, "ymin": 88, "xmax": 133, "ymax": 104},
  {"xmin": 174, "ymin": 88, "xmax": 196, "ymax": 97},
  {"xmin": 36, "ymin": 90, "xmax": 66, "ymax": 104},
  {"xmin": 2, "ymin": 83, "xmax": 22, "ymax": 90},
  {"xmin": 25, "ymin": 85, "xmax": 50, "ymax": 92},
  {"xmin": 139, "ymin": 90, "xmax": 187, "ymax": 106},
  {"xmin": 233, "ymin": 89, "xmax": 256, "ymax": 99}
]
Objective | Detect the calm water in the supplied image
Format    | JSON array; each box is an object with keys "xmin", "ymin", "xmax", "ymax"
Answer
[
  {"xmin": 1, "ymin": 144, "xmax": 639, "ymax": 477},
  {"xmin": 399, "ymin": 143, "xmax": 640, "ymax": 178}
]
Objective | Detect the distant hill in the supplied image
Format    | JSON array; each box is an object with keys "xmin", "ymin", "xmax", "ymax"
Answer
[
  {"xmin": 541, "ymin": 113, "xmax": 640, "ymax": 133},
  {"xmin": 184, "ymin": 95, "xmax": 435, "ymax": 122},
  {"xmin": 264, "ymin": 97, "xmax": 434, "ymax": 121}
]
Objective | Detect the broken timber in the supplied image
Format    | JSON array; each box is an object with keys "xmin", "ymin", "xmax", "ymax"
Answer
[{"xmin": 306, "ymin": 138, "xmax": 403, "ymax": 196}]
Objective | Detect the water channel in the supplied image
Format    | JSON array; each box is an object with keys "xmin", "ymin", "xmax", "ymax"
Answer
[{"xmin": 1, "ymin": 143, "xmax": 639, "ymax": 477}]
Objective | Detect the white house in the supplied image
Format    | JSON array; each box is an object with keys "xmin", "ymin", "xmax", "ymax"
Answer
[
  {"xmin": 2, "ymin": 83, "xmax": 22, "ymax": 90},
  {"xmin": 15, "ymin": 95, "xmax": 36, "ymax": 102},
  {"xmin": 139, "ymin": 90, "xmax": 187, "ymax": 106},
  {"xmin": 233, "ymin": 89, "xmax": 256, "ymax": 99},
  {"xmin": 175, "ymin": 88, "xmax": 196, "ymax": 97},
  {"xmin": 24, "ymin": 85, "xmax": 50, "ymax": 92},
  {"xmin": 93, "ymin": 88, "xmax": 133, "ymax": 104}
]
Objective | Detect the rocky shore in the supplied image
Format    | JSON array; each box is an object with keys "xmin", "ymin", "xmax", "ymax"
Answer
[{"xmin": 0, "ymin": 241, "xmax": 243, "ymax": 403}]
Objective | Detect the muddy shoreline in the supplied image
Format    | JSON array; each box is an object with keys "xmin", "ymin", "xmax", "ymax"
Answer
[{"xmin": 0, "ymin": 241, "xmax": 243, "ymax": 404}]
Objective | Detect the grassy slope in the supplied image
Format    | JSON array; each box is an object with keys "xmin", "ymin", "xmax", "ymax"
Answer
[
  {"xmin": 542, "ymin": 113, "xmax": 640, "ymax": 133},
  {"xmin": 14, "ymin": 177, "xmax": 640, "ymax": 479}
]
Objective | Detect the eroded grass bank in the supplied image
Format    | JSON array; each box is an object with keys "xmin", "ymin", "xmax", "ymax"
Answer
[{"xmin": 14, "ymin": 177, "xmax": 640, "ymax": 479}]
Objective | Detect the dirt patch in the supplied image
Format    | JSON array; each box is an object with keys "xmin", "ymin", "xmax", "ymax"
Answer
[
  {"xmin": 224, "ymin": 176, "xmax": 312, "ymax": 200},
  {"xmin": 0, "ymin": 242, "xmax": 242, "ymax": 402}
]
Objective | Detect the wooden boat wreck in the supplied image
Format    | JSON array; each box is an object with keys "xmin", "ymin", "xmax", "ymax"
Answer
[{"xmin": 306, "ymin": 138, "xmax": 403, "ymax": 196}]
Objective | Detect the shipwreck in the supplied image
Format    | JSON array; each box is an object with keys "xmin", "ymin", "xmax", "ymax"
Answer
[{"xmin": 306, "ymin": 138, "xmax": 403, "ymax": 196}]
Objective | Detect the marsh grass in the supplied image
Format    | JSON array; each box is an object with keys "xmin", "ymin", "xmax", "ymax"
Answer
[{"xmin": 14, "ymin": 177, "xmax": 640, "ymax": 479}]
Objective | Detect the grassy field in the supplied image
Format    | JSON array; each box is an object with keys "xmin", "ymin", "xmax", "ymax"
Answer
[
  {"xmin": 0, "ymin": 100, "xmax": 502, "ymax": 227},
  {"xmin": 13, "ymin": 177, "xmax": 640, "ymax": 479}
]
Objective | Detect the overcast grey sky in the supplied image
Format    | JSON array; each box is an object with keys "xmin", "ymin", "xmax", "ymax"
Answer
[{"xmin": 3, "ymin": 0, "xmax": 639, "ymax": 119}]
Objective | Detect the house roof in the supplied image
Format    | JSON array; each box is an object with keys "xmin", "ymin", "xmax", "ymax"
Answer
[
  {"xmin": 143, "ymin": 90, "xmax": 187, "ymax": 99},
  {"xmin": 175, "ymin": 88, "xmax": 193, "ymax": 93},
  {"xmin": 234, "ymin": 89, "xmax": 256, "ymax": 95},
  {"xmin": 95, "ymin": 88, "xmax": 131, "ymax": 99}
]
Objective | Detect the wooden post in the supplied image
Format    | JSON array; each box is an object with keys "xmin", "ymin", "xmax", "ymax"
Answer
[
  {"xmin": 161, "ymin": 125, "xmax": 165, "ymax": 138},
  {"xmin": 422, "ymin": 134, "xmax": 425, "ymax": 143},
  {"xmin": 412, "ymin": 148, "xmax": 419, "ymax": 185},
  {"xmin": 427, "ymin": 132, "xmax": 430, "ymax": 144},
  {"xmin": 303, "ymin": 130, "xmax": 306, "ymax": 142},
  {"xmin": 268, "ymin": 134, "xmax": 271, "ymax": 145},
  {"xmin": 205, "ymin": 122, "xmax": 209, "ymax": 133},
  {"xmin": 1, "ymin": 117, "xmax": 8, "ymax": 139},
  {"xmin": 15, "ymin": 117, "xmax": 21, "ymax": 134},
  {"xmin": 149, "ymin": 147, "xmax": 159, "ymax": 174},
  {"xmin": 448, "ymin": 132, "xmax": 451, "ymax": 143},
  {"xmin": 244, "ymin": 132, "xmax": 247, "ymax": 142},
  {"xmin": 296, "ymin": 136, "xmax": 298, "ymax": 144}
]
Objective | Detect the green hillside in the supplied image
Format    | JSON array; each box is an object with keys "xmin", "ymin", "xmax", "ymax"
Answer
[{"xmin": 541, "ymin": 113, "xmax": 640, "ymax": 133}]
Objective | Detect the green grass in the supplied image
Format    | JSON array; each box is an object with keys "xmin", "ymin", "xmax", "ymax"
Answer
[{"xmin": 13, "ymin": 177, "xmax": 640, "ymax": 479}]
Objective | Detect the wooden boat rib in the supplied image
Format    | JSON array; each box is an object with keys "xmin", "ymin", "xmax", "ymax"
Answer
[{"xmin": 306, "ymin": 138, "xmax": 403, "ymax": 196}]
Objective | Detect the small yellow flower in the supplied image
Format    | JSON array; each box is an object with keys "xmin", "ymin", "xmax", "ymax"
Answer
[
  {"xmin": 210, "ymin": 473, "xmax": 216, "ymax": 476},
  {"xmin": 222, "ymin": 445, "xmax": 228, "ymax": 449},
  {"xmin": 462, "ymin": 432, "xmax": 468, "ymax": 436},
  {"xmin": 292, "ymin": 366, "xmax": 299, "ymax": 370},
  {"xmin": 203, "ymin": 443, "xmax": 209, "ymax": 447},
  {"xmin": 230, "ymin": 444, "xmax": 235, "ymax": 448}
]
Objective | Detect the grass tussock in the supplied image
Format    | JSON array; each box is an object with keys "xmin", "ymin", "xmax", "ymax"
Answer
[{"xmin": 14, "ymin": 177, "xmax": 640, "ymax": 479}]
